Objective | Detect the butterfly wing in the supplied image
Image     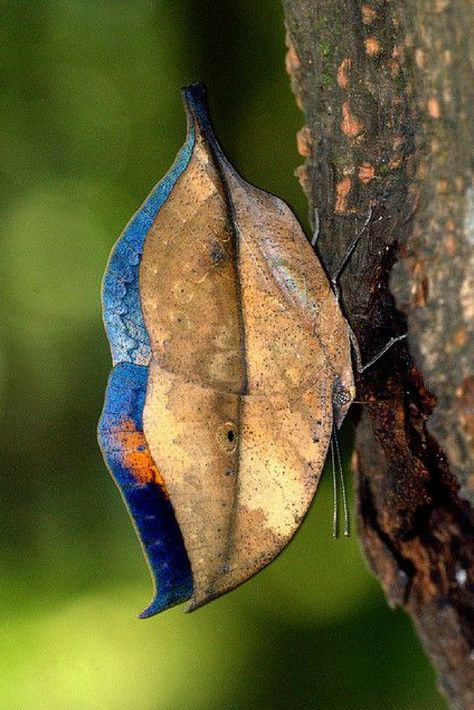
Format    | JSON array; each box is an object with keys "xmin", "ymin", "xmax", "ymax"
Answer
[
  {"xmin": 98, "ymin": 128, "xmax": 195, "ymax": 616},
  {"xmin": 139, "ymin": 84, "xmax": 354, "ymax": 609},
  {"xmin": 99, "ymin": 83, "xmax": 354, "ymax": 615}
]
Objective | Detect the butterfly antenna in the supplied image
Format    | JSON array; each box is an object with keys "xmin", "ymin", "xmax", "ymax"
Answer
[
  {"xmin": 330, "ymin": 436, "xmax": 338, "ymax": 538},
  {"xmin": 333, "ymin": 427, "xmax": 350, "ymax": 536}
]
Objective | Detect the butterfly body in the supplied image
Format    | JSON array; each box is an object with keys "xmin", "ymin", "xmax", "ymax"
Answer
[{"xmin": 99, "ymin": 83, "xmax": 354, "ymax": 616}]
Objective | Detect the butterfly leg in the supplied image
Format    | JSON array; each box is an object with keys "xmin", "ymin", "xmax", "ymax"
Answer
[
  {"xmin": 317, "ymin": 207, "xmax": 407, "ymax": 372},
  {"xmin": 329, "ymin": 207, "xmax": 373, "ymax": 298},
  {"xmin": 348, "ymin": 325, "xmax": 407, "ymax": 374}
]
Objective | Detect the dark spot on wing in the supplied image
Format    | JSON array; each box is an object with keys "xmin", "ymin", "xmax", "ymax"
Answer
[{"xmin": 210, "ymin": 241, "xmax": 225, "ymax": 264}]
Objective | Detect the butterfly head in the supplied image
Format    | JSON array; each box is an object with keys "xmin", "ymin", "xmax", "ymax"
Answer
[{"xmin": 332, "ymin": 375, "xmax": 355, "ymax": 429}]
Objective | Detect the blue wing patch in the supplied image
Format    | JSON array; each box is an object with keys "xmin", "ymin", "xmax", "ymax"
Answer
[
  {"xmin": 99, "ymin": 127, "xmax": 196, "ymax": 616},
  {"xmin": 98, "ymin": 363, "xmax": 193, "ymax": 616},
  {"xmin": 102, "ymin": 130, "xmax": 195, "ymax": 366}
]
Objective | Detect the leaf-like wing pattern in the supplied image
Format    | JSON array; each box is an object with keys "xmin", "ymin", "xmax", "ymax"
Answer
[{"xmin": 99, "ymin": 83, "xmax": 355, "ymax": 615}]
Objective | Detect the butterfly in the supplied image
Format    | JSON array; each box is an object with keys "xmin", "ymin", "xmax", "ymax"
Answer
[{"xmin": 98, "ymin": 83, "xmax": 404, "ymax": 617}]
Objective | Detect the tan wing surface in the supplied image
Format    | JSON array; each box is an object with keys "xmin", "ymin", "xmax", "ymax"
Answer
[{"xmin": 139, "ymin": 84, "xmax": 354, "ymax": 609}]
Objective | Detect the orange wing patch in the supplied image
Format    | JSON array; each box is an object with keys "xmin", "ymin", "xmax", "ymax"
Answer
[{"xmin": 111, "ymin": 418, "xmax": 167, "ymax": 489}]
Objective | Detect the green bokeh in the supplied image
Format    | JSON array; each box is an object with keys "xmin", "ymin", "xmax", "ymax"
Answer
[{"xmin": 0, "ymin": 1, "xmax": 446, "ymax": 708}]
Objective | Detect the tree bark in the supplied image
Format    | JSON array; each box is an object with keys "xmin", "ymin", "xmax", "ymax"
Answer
[{"xmin": 282, "ymin": 1, "xmax": 474, "ymax": 707}]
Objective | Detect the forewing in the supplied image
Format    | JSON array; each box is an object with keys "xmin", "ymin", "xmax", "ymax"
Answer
[
  {"xmin": 140, "ymin": 85, "xmax": 347, "ymax": 609},
  {"xmin": 140, "ymin": 123, "xmax": 246, "ymax": 607}
]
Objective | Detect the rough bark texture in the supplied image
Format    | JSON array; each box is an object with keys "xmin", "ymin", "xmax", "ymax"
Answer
[{"xmin": 282, "ymin": 1, "xmax": 474, "ymax": 707}]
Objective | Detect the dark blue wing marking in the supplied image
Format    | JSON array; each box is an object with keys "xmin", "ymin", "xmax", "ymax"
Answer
[
  {"xmin": 102, "ymin": 130, "xmax": 195, "ymax": 366},
  {"xmin": 100, "ymin": 128, "xmax": 196, "ymax": 615},
  {"xmin": 98, "ymin": 363, "xmax": 193, "ymax": 616}
]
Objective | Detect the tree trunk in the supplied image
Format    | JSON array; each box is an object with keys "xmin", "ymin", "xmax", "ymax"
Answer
[{"xmin": 282, "ymin": 1, "xmax": 474, "ymax": 707}]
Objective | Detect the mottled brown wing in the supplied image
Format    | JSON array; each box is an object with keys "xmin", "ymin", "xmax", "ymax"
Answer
[{"xmin": 139, "ymin": 84, "xmax": 354, "ymax": 609}]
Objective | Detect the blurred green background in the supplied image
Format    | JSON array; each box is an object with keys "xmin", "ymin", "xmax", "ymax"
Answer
[{"xmin": 0, "ymin": 2, "xmax": 445, "ymax": 709}]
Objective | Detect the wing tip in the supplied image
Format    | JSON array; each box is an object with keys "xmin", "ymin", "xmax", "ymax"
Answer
[
  {"xmin": 181, "ymin": 81, "xmax": 207, "ymax": 107},
  {"xmin": 139, "ymin": 583, "xmax": 194, "ymax": 619},
  {"xmin": 138, "ymin": 598, "xmax": 164, "ymax": 619},
  {"xmin": 181, "ymin": 82, "xmax": 219, "ymax": 151}
]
